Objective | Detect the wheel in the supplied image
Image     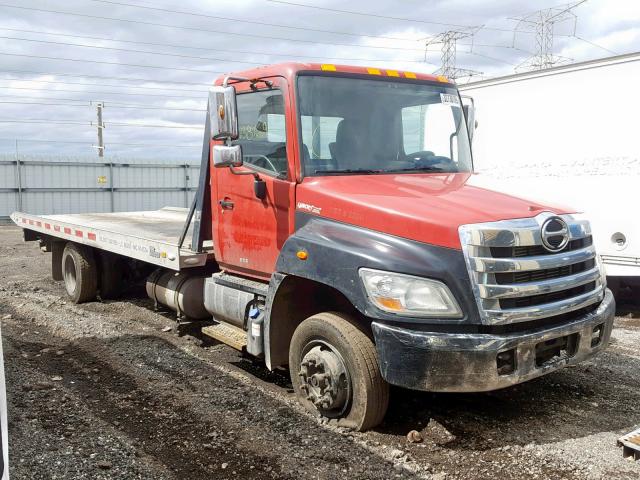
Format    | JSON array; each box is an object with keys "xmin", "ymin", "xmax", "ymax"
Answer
[
  {"xmin": 98, "ymin": 252, "xmax": 124, "ymax": 299},
  {"xmin": 289, "ymin": 312, "xmax": 389, "ymax": 431},
  {"xmin": 62, "ymin": 243, "xmax": 98, "ymax": 303}
]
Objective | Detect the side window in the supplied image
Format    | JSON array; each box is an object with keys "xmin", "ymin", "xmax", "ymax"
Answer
[
  {"xmin": 402, "ymin": 103, "xmax": 458, "ymax": 161},
  {"xmin": 234, "ymin": 89, "xmax": 287, "ymax": 176}
]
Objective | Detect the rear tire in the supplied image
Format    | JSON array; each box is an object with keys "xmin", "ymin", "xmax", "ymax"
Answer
[
  {"xmin": 289, "ymin": 312, "xmax": 389, "ymax": 431},
  {"xmin": 62, "ymin": 243, "xmax": 97, "ymax": 303}
]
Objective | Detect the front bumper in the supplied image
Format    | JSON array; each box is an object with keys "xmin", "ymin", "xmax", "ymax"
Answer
[{"xmin": 371, "ymin": 289, "xmax": 616, "ymax": 392}]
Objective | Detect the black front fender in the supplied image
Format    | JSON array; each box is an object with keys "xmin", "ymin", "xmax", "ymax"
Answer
[{"xmin": 274, "ymin": 213, "xmax": 480, "ymax": 326}]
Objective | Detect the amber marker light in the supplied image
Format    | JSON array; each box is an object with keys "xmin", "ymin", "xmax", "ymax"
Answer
[
  {"xmin": 296, "ymin": 250, "xmax": 308, "ymax": 260},
  {"xmin": 377, "ymin": 297, "xmax": 403, "ymax": 311}
]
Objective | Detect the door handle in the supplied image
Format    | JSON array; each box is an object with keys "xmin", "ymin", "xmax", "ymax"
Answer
[{"xmin": 219, "ymin": 199, "xmax": 234, "ymax": 210}]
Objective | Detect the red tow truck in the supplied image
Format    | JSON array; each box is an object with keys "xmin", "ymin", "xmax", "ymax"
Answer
[{"xmin": 12, "ymin": 63, "xmax": 615, "ymax": 431}]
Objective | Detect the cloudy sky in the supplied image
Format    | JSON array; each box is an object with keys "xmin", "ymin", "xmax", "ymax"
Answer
[{"xmin": 0, "ymin": 0, "xmax": 638, "ymax": 160}]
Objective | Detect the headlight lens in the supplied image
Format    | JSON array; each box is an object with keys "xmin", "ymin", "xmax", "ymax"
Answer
[{"xmin": 359, "ymin": 268, "xmax": 462, "ymax": 318}]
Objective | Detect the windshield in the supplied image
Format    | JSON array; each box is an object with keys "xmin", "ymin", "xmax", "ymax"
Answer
[{"xmin": 297, "ymin": 75, "xmax": 472, "ymax": 176}]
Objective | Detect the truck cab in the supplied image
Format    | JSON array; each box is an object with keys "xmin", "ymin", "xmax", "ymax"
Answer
[{"xmin": 13, "ymin": 62, "xmax": 616, "ymax": 431}]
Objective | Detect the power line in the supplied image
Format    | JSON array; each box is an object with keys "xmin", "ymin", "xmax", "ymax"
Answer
[
  {"xmin": 0, "ymin": 119, "xmax": 202, "ymax": 129},
  {"xmin": 0, "ymin": 94, "xmax": 206, "ymax": 112},
  {"xmin": 266, "ymin": 0, "xmax": 472, "ymax": 28},
  {"xmin": 105, "ymin": 103, "xmax": 206, "ymax": 112},
  {"xmin": 0, "ymin": 137, "xmax": 200, "ymax": 147},
  {"xmin": 464, "ymin": 50, "xmax": 518, "ymax": 66},
  {"xmin": 266, "ymin": 0, "xmax": 578, "ymax": 36},
  {"xmin": 84, "ymin": 0, "xmax": 421, "ymax": 42},
  {"xmin": 0, "ymin": 27, "xmax": 432, "ymax": 65},
  {"xmin": 107, "ymin": 122, "xmax": 202, "ymax": 129},
  {"xmin": 0, "ymin": 35, "xmax": 259, "ymax": 67},
  {"xmin": 1, "ymin": 68, "xmax": 212, "ymax": 87},
  {"xmin": 106, "ymin": 142, "xmax": 200, "ymax": 147},
  {"xmin": 0, "ymin": 100, "xmax": 206, "ymax": 112},
  {"xmin": 0, "ymin": 83, "xmax": 205, "ymax": 99},
  {"xmin": 0, "ymin": 75, "xmax": 209, "ymax": 93},
  {"xmin": 0, "ymin": 51, "xmax": 223, "ymax": 75},
  {"xmin": 0, "ymin": 3, "xmax": 428, "ymax": 52},
  {"xmin": 0, "ymin": 101, "xmax": 91, "ymax": 108},
  {"xmin": 573, "ymin": 35, "xmax": 619, "ymax": 55},
  {"xmin": 0, "ymin": 119, "xmax": 90, "ymax": 125}
]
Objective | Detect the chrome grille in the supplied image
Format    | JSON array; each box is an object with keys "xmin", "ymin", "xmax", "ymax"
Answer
[{"xmin": 459, "ymin": 212, "xmax": 605, "ymax": 325}]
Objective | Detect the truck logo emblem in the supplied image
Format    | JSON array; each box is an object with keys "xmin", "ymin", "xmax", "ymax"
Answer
[
  {"xmin": 541, "ymin": 216, "xmax": 569, "ymax": 252},
  {"xmin": 297, "ymin": 202, "xmax": 322, "ymax": 215}
]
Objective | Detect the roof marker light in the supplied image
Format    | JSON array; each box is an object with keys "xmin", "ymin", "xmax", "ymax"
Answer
[
  {"xmin": 321, "ymin": 64, "xmax": 336, "ymax": 71},
  {"xmin": 367, "ymin": 67, "xmax": 381, "ymax": 75},
  {"xmin": 436, "ymin": 75, "xmax": 449, "ymax": 83},
  {"xmin": 386, "ymin": 70, "xmax": 400, "ymax": 77},
  {"xmin": 404, "ymin": 72, "xmax": 417, "ymax": 79}
]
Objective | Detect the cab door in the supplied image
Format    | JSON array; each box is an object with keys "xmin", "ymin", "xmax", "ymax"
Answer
[{"xmin": 211, "ymin": 77, "xmax": 296, "ymax": 280}]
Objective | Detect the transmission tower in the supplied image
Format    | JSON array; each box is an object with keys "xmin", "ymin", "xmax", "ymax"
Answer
[
  {"xmin": 512, "ymin": 0, "xmax": 586, "ymax": 71},
  {"xmin": 424, "ymin": 29, "xmax": 482, "ymax": 81}
]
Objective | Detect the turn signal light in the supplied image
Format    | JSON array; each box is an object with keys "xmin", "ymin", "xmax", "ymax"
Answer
[{"xmin": 376, "ymin": 297, "xmax": 403, "ymax": 311}]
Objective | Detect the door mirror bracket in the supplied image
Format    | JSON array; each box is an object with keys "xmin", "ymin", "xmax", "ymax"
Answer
[{"xmin": 227, "ymin": 167, "xmax": 266, "ymax": 200}]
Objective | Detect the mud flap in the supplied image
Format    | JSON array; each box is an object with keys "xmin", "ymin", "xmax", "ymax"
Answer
[{"xmin": 52, "ymin": 241, "xmax": 64, "ymax": 281}]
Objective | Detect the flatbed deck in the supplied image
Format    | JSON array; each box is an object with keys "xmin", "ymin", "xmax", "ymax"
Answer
[{"xmin": 10, "ymin": 207, "xmax": 212, "ymax": 270}]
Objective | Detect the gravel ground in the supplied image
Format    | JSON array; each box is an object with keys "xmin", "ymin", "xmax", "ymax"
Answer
[{"xmin": 1, "ymin": 225, "xmax": 640, "ymax": 480}]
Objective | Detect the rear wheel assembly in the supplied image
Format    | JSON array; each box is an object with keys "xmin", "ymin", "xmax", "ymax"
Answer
[
  {"xmin": 61, "ymin": 242, "xmax": 98, "ymax": 303},
  {"xmin": 289, "ymin": 312, "xmax": 389, "ymax": 431}
]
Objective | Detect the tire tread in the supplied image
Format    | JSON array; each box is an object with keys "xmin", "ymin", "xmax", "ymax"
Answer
[
  {"xmin": 63, "ymin": 243, "xmax": 97, "ymax": 303},
  {"xmin": 290, "ymin": 312, "xmax": 389, "ymax": 431}
]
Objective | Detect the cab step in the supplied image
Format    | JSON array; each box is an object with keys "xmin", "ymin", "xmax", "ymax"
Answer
[
  {"xmin": 213, "ymin": 272, "xmax": 269, "ymax": 296},
  {"xmin": 618, "ymin": 427, "xmax": 640, "ymax": 461},
  {"xmin": 202, "ymin": 321, "xmax": 247, "ymax": 351}
]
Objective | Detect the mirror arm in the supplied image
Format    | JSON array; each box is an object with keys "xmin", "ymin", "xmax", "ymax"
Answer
[
  {"xmin": 223, "ymin": 75, "xmax": 273, "ymax": 89},
  {"xmin": 229, "ymin": 166, "xmax": 260, "ymax": 181}
]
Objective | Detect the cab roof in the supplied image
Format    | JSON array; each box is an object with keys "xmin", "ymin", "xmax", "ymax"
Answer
[{"xmin": 213, "ymin": 62, "xmax": 452, "ymax": 86}]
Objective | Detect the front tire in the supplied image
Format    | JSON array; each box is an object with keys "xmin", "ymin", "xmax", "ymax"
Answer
[
  {"xmin": 62, "ymin": 243, "xmax": 98, "ymax": 303},
  {"xmin": 289, "ymin": 312, "xmax": 389, "ymax": 431}
]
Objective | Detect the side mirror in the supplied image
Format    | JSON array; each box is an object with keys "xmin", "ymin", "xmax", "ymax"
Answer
[
  {"xmin": 213, "ymin": 144, "xmax": 243, "ymax": 168},
  {"xmin": 461, "ymin": 96, "xmax": 477, "ymax": 143},
  {"xmin": 209, "ymin": 86, "xmax": 239, "ymax": 140}
]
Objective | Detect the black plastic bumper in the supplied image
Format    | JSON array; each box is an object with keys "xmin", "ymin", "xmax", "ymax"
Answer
[{"xmin": 371, "ymin": 289, "xmax": 616, "ymax": 392}]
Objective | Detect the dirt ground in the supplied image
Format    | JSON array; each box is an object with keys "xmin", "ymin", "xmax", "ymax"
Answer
[{"xmin": 1, "ymin": 225, "xmax": 639, "ymax": 480}]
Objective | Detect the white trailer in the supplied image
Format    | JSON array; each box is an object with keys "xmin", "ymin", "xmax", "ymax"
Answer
[{"xmin": 460, "ymin": 52, "xmax": 640, "ymax": 295}]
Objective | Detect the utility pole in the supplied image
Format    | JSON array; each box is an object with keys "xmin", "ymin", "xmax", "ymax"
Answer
[
  {"xmin": 95, "ymin": 102, "xmax": 105, "ymax": 157},
  {"xmin": 511, "ymin": 0, "xmax": 586, "ymax": 71},
  {"xmin": 424, "ymin": 29, "xmax": 482, "ymax": 81}
]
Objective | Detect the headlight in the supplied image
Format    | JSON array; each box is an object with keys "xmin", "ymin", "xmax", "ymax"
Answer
[{"xmin": 359, "ymin": 268, "xmax": 462, "ymax": 318}]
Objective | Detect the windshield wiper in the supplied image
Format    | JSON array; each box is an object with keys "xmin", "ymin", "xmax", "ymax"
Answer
[
  {"xmin": 383, "ymin": 166, "xmax": 448, "ymax": 173},
  {"xmin": 315, "ymin": 168, "xmax": 383, "ymax": 174}
]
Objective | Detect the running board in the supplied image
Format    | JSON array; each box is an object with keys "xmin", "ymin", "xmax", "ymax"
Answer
[
  {"xmin": 618, "ymin": 427, "xmax": 640, "ymax": 461},
  {"xmin": 212, "ymin": 272, "xmax": 269, "ymax": 296},
  {"xmin": 202, "ymin": 321, "xmax": 246, "ymax": 351}
]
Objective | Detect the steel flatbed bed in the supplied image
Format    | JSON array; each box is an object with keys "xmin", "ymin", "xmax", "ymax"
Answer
[{"xmin": 10, "ymin": 207, "xmax": 211, "ymax": 271}]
